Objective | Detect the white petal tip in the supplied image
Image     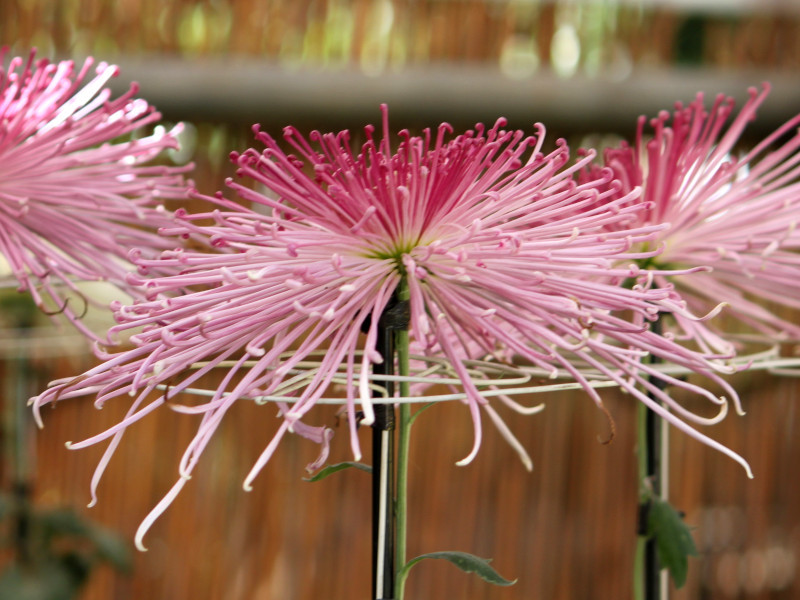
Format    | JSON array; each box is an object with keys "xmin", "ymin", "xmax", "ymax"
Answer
[{"xmin": 30, "ymin": 405, "xmax": 44, "ymax": 428}]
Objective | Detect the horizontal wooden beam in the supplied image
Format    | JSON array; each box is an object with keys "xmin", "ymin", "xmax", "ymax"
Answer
[{"xmin": 108, "ymin": 57, "xmax": 800, "ymax": 137}]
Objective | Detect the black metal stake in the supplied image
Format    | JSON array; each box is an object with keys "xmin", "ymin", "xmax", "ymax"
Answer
[
  {"xmin": 643, "ymin": 316, "xmax": 667, "ymax": 600},
  {"xmin": 372, "ymin": 312, "xmax": 396, "ymax": 600},
  {"xmin": 644, "ymin": 393, "xmax": 662, "ymax": 600}
]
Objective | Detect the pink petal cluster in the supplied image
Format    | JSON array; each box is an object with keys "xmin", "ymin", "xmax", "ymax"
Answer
[
  {"xmin": 581, "ymin": 84, "xmax": 800, "ymax": 354},
  {"xmin": 32, "ymin": 107, "xmax": 752, "ymax": 548},
  {"xmin": 0, "ymin": 49, "xmax": 191, "ymax": 339}
]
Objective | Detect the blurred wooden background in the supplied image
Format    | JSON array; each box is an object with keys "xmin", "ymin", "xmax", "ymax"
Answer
[
  {"xmin": 5, "ymin": 338, "xmax": 799, "ymax": 599},
  {"xmin": 2, "ymin": 1, "xmax": 800, "ymax": 598}
]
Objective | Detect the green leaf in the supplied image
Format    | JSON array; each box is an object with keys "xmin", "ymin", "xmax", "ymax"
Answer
[
  {"xmin": 407, "ymin": 402, "xmax": 436, "ymax": 428},
  {"xmin": 39, "ymin": 509, "xmax": 93, "ymax": 538},
  {"xmin": 37, "ymin": 508, "xmax": 132, "ymax": 571},
  {"xmin": 302, "ymin": 461, "xmax": 372, "ymax": 482},
  {"xmin": 0, "ymin": 492, "xmax": 15, "ymax": 521},
  {"xmin": 0, "ymin": 559, "xmax": 83, "ymax": 600},
  {"xmin": 400, "ymin": 551, "xmax": 516, "ymax": 586},
  {"xmin": 85, "ymin": 527, "xmax": 132, "ymax": 571},
  {"xmin": 647, "ymin": 497, "xmax": 698, "ymax": 588}
]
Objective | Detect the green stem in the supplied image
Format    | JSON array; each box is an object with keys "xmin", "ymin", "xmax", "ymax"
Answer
[
  {"xmin": 635, "ymin": 348, "xmax": 665, "ymax": 600},
  {"xmin": 394, "ymin": 280, "xmax": 411, "ymax": 600},
  {"xmin": 634, "ymin": 401, "xmax": 649, "ymax": 600},
  {"xmin": 636, "ymin": 400, "xmax": 650, "ymax": 501}
]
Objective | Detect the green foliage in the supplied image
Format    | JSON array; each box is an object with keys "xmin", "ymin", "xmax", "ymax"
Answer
[
  {"xmin": 303, "ymin": 461, "xmax": 372, "ymax": 482},
  {"xmin": 399, "ymin": 551, "xmax": 516, "ymax": 587},
  {"xmin": 0, "ymin": 291, "xmax": 40, "ymax": 329},
  {"xmin": 0, "ymin": 559, "xmax": 86, "ymax": 600},
  {"xmin": 36, "ymin": 509, "xmax": 131, "ymax": 570},
  {"xmin": 0, "ymin": 494, "xmax": 132, "ymax": 600},
  {"xmin": 647, "ymin": 497, "xmax": 698, "ymax": 588}
]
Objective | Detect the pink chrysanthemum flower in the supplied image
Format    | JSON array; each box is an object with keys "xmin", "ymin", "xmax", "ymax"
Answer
[
  {"xmin": 32, "ymin": 108, "xmax": 751, "ymax": 549},
  {"xmin": 0, "ymin": 50, "xmax": 190, "ymax": 339},
  {"xmin": 580, "ymin": 84, "xmax": 800, "ymax": 354}
]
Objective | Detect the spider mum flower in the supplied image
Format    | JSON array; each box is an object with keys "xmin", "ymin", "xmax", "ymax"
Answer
[
  {"xmin": 581, "ymin": 84, "xmax": 800, "ymax": 354},
  {"xmin": 32, "ymin": 107, "xmax": 751, "ymax": 549},
  {"xmin": 0, "ymin": 49, "xmax": 191, "ymax": 339}
]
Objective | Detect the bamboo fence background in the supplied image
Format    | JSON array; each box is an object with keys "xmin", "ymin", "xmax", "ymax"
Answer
[{"xmin": 4, "ymin": 344, "xmax": 799, "ymax": 599}]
